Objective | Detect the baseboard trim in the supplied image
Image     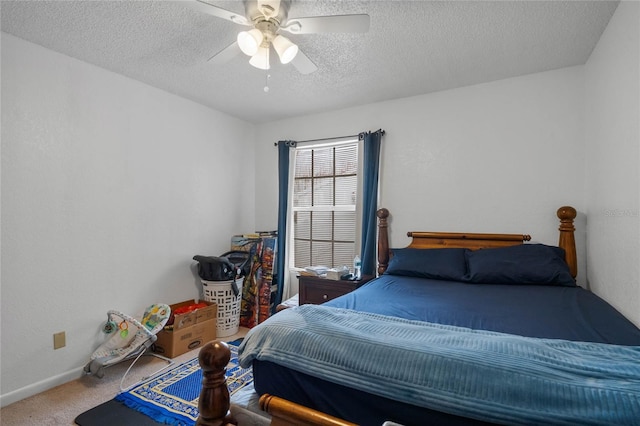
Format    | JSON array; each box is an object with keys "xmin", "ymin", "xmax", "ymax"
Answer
[{"xmin": 0, "ymin": 366, "xmax": 85, "ymax": 407}]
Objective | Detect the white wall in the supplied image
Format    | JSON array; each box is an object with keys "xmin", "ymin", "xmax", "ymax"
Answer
[
  {"xmin": 584, "ymin": 1, "xmax": 640, "ymax": 326},
  {"xmin": 255, "ymin": 67, "xmax": 587, "ymax": 285},
  {"xmin": 0, "ymin": 34, "xmax": 255, "ymax": 405}
]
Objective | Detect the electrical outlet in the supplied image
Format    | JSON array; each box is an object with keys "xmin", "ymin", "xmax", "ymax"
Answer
[{"xmin": 53, "ymin": 331, "xmax": 66, "ymax": 350}]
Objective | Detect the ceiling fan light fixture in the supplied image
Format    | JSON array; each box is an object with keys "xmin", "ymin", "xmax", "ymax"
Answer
[
  {"xmin": 237, "ymin": 28, "xmax": 264, "ymax": 56},
  {"xmin": 249, "ymin": 46, "xmax": 271, "ymax": 70},
  {"xmin": 272, "ymin": 34, "xmax": 299, "ymax": 64}
]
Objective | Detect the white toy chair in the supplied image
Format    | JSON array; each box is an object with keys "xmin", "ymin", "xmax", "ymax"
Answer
[{"xmin": 84, "ymin": 303, "xmax": 174, "ymax": 391}]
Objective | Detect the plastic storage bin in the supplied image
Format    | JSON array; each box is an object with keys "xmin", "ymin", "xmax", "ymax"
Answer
[{"xmin": 202, "ymin": 279, "xmax": 241, "ymax": 337}]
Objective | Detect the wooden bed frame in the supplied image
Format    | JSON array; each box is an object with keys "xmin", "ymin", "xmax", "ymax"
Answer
[{"xmin": 194, "ymin": 205, "xmax": 578, "ymax": 426}]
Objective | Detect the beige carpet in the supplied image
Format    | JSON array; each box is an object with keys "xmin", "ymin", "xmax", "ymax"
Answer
[{"xmin": 1, "ymin": 328, "xmax": 248, "ymax": 426}]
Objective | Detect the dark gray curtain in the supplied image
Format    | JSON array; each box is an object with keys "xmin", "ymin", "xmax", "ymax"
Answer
[
  {"xmin": 360, "ymin": 130, "xmax": 383, "ymax": 276},
  {"xmin": 274, "ymin": 140, "xmax": 296, "ymax": 312}
]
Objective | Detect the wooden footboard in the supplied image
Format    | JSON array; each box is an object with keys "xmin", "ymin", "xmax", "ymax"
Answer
[
  {"xmin": 259, "ymin": 394, "xmax": 357, "ymax": 426},
  {"xmin": 194, "ymin": 342, "xmax": 355, "ymax": 426},
  {"xmin": 196, "ymin": 341, "xmax": 235, "ymax": 426}
]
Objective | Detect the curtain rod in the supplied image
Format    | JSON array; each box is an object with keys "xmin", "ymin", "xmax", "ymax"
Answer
[
  {"xmin": 273, "ymin": 134, "xmax": 358, "ymax": 146},
  {"xmin": 273, "ymin": 129, "xmax": 385, "ymax": 146}
]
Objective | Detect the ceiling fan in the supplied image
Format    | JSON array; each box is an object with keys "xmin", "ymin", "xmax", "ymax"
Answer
[{"xmin": 193, "ymin": 0, "xmax": 370, "ymax": 74}]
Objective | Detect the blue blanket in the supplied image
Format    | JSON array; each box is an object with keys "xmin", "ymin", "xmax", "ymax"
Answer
[{"xmin": 239, "ymin": 305, "xmax": 640, "ymax": 425}]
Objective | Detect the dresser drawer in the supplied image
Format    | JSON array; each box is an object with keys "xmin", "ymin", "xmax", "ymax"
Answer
[{"xmin": 299, "ymin": 275, "xmax": 374, "ymax": 305}]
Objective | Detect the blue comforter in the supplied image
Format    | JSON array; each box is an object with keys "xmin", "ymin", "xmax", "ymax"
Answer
[
  {"xmin": 326, "ymin": 275, "xmax": 640, "ymax": 345},
  {"xmin": 239, "ymin": 305, "xmax": 640, "ymax": 425}
]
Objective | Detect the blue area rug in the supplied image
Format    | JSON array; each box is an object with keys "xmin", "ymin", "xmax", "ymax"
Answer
[{"xmin": 114, "ymin": 340, "xmax": 252, "ymax": 426}]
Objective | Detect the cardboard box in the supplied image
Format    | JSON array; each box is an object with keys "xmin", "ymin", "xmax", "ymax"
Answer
[
  {"xmin": 152, "ymin": 300, "xmax": 217, "ymax": 358},
  {"xmin": 167, "ymin": 299, "xmax": 217, "ymax": 331},
  {"xmin": 153, "ymin": 318, "xmax": 217, "ymax": 358}
]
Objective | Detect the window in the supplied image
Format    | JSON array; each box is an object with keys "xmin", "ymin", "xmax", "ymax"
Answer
[{"xmin": 290, "ymin": 139, "xmax": 360, "ymax": 269}]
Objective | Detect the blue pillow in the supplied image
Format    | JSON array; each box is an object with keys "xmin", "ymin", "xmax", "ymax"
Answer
[
  {"xmin": 384, "ymin": 248, "xmax": 468, "ymax": 281},
  {"xmin": 463, "ymin": 244, "xmax": 575, "ymax": 286}
]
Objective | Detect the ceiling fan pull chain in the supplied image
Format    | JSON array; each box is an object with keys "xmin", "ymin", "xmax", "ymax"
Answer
[{"xmin": 264, "ymin": 72, "xmax": 271, "ymax": 93}]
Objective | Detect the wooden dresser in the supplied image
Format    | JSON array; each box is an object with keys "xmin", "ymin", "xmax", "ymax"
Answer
[{"xmin": 298, "ymin": 275, "xmax": 374, "ymax": 305}]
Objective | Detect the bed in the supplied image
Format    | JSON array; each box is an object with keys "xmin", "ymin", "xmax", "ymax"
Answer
[{"xmin": 195, "ymin": 206, "xmax": 640, "ymax": 426}]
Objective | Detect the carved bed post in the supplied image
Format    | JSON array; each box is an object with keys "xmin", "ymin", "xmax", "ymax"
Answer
[
  {"xmin": 557, "ymin": 206, "xmax": 577, "ymax": 279},
  {"xmin": 377, "ymin": 208, "xmax": 390, "ymax": 275},
  {"xmin": 196, "ymin": 340, "xmax": 235, "ymax": 426}
]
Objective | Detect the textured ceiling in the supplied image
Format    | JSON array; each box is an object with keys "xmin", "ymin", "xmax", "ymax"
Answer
[{"xmin": 1, "ymin": 0, "xmax": 619, "ymax": 124}]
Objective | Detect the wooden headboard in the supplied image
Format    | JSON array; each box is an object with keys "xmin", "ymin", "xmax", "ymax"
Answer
[{"xmin": 376, "ymin": 206, "xmax": 577, "ymax": 278}]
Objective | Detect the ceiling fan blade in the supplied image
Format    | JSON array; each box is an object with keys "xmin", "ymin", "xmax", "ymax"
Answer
[
  {"xmin": 208, "ymin": 41, "xmax": 242, "ymax": 64},
  {"xmin": 193, "ymin": 0, "xmax": 250, "ymax": 26},
  {"xmin": 291, "ymin": 49, "xmax": 317, "ymax": 75},
  {"xmin": 282, "ymin": 14, "xmax": 370, "ymax": 34}
]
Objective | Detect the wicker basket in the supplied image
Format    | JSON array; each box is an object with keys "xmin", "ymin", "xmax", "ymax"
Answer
[{"xmin": 202, "ymin": 279, "xmax": 241, "ymax": 337}]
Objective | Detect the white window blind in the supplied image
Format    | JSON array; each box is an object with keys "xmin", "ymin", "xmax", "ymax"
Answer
[{"xmin": 291, "ymin": 139, "xmax": 360, "ymax": 269}]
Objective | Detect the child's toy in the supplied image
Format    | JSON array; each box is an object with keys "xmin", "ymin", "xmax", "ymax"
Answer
[{"xmin": 84, "ymin": 303, "xmax": 173, "ymax": 390}]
